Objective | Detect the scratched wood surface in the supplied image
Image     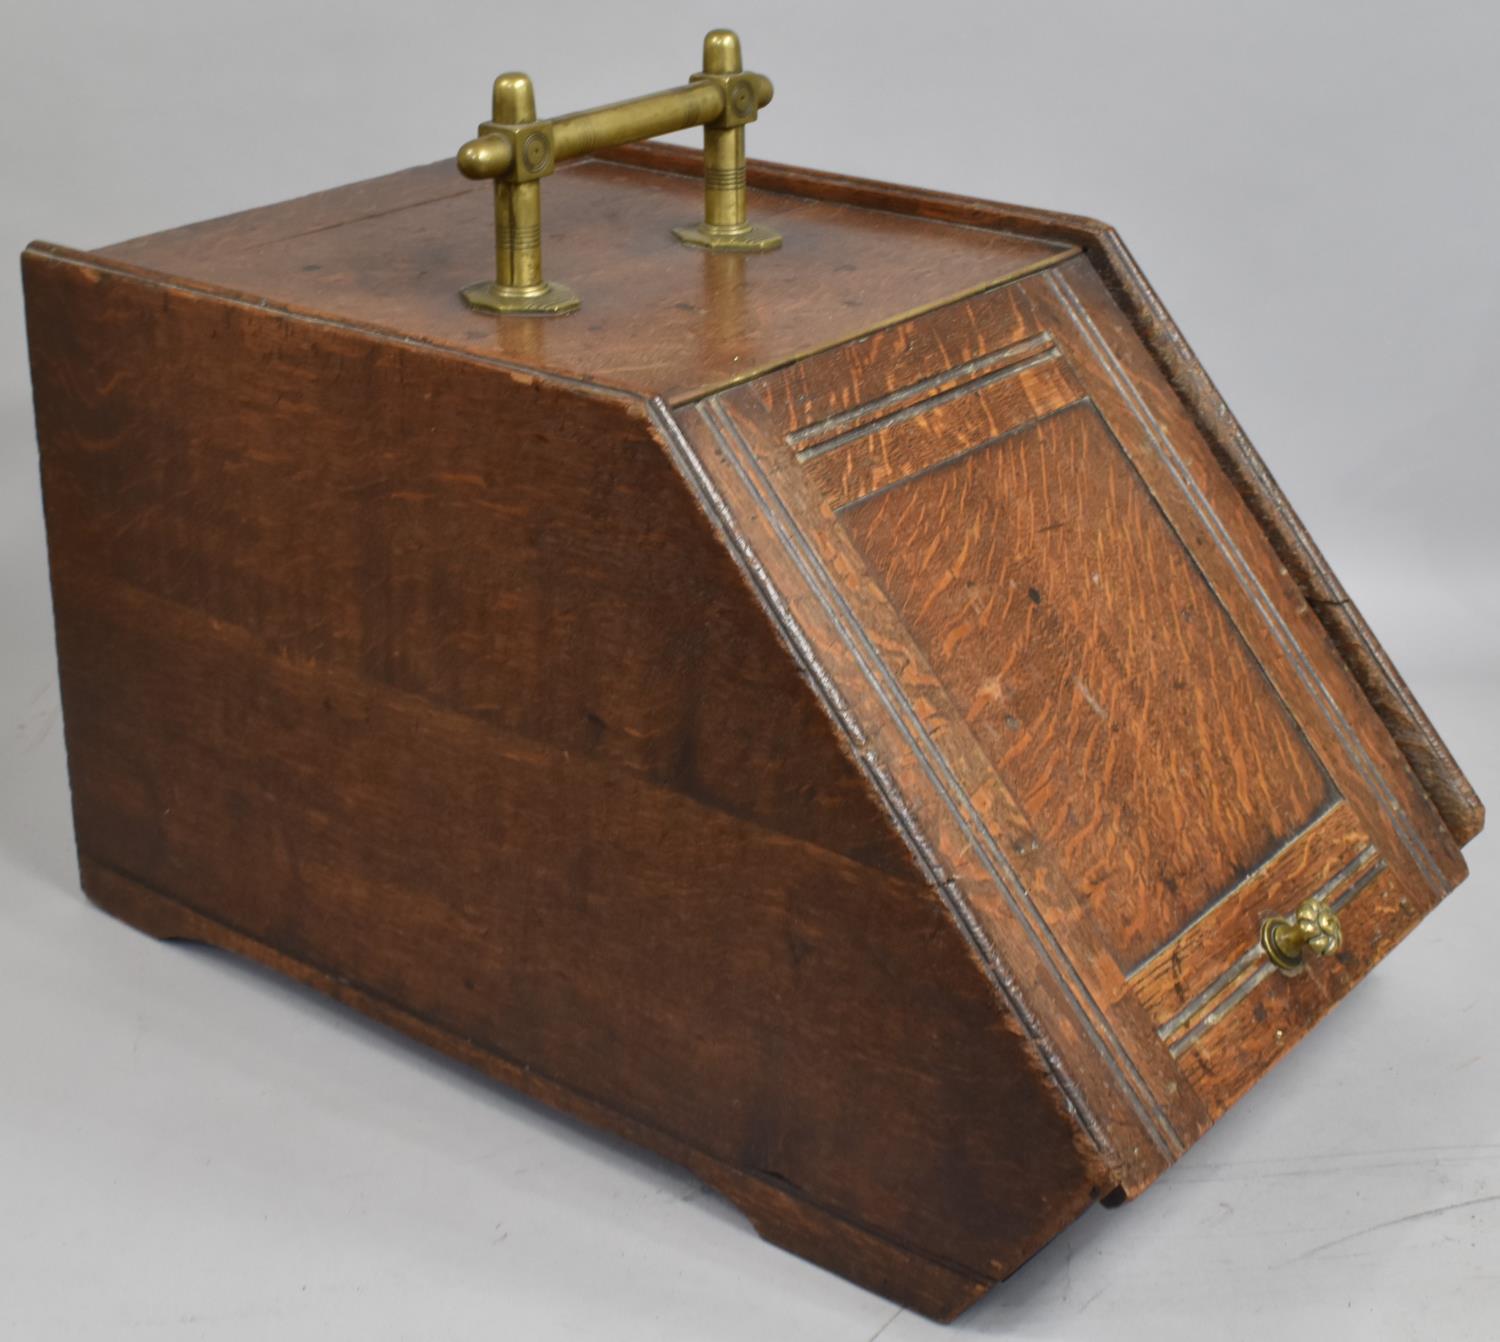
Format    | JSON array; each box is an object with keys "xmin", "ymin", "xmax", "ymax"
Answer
[{"xmin": 21, "ymin": 146, "xmax": 1483, "ymax": 1322}]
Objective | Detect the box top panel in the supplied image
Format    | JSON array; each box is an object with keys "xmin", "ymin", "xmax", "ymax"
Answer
[{"xmin": 95, "ymin": 156, "xmax": 1073, "ymax": 404}]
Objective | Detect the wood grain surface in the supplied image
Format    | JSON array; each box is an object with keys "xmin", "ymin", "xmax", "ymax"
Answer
[
  {"xmin": 839, "ymin": 399, "xmax": 1332, "ymax": 971},
  {"xmin": 21, "ymin": 143, "xmax": 1482, "ymax": 1321},
  {"xmin": 75, "ymin": 139, "xmax": 1485, "ymax": 848},
  {"xmin": 690, "ymin": 251, "xmax": 1469, "ymax": 1162},
  {"xmin": 1131, "ymin": 801, "xmax": 1376, "ymax": 1036},
  {"xmin": 95, "ymin": 157, "xmax": 1071, "ymax": 404},
  {"xmin": 604, "ymin": 143, "xmax": 1484, "ymax": 850},
  {"xmin": 26, "ymin": 242, "xmax": 1111, "ymax": 1319}
]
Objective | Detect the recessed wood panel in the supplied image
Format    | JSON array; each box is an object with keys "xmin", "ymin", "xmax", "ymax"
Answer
[
  {"xmin": 795, "ymin": 337, "xmax": 1084, "ymax": 509},
  {"xmin": 836, "ymin": 400, "xmax": 1332, "ymax": 971}
]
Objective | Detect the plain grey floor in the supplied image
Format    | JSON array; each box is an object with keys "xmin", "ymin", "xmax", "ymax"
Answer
[{"xmin": 2, "ymin": 3, "xmax": 1496, "ymax": 1338}]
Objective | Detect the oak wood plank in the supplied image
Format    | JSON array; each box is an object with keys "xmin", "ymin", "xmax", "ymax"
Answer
[{"xmin": 91, "ymin": 158, "xmax": 1072, "ymax": 404}]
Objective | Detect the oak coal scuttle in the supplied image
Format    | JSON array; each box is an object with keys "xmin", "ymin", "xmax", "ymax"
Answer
[{"xmin": 21, "ymin": 29, "xmax": 1481, "ymax": 1322}]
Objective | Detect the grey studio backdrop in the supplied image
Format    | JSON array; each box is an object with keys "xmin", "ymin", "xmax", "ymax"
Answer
[{"xmin": 1, "ymin": 3, "xmax": 1496, "ymax": 1339}]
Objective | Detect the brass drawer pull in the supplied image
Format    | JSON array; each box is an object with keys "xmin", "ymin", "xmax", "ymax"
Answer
[{"xmin": 1261, "ymin": 897, "xmax": 1343, "ymax": 975}]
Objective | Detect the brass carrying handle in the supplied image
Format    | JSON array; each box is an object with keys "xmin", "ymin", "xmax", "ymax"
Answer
[
  {"xmin": 1261, "ymin": 897, "xmax": 1343, "ymax": 975},
  {"xmin": 456, "ymin": 28, "xmax": 780, "ymax": 315}
]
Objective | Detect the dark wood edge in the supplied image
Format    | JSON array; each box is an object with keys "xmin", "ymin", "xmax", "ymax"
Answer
[
  {"xmin": 19, "ymin": 241, "xmax": 653, "ymax": 409},
  {"xmin": 598, "ymin": 141, "xmax": 1484, "ymax": 849},
  {"xmin": 79, "ymin": 854, "xmax": 1013, "ymax": 1320}
]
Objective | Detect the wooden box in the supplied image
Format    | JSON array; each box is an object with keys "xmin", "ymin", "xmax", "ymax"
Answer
[{"xmin": 22, "ymin": 142, "xmax": 1482, "ymax": 1320}]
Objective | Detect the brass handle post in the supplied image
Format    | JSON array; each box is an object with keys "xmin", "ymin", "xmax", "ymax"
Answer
[
  {"xmin": 456, "ymin": 27, "xmax": 780, "ymax": 316},
  {"xmin": 672, "ymin": 29, "xmax": 782, "ymax": 254},
  {"xmin": 1261, "ymin": 897, "xmax": 1344, "ymax": 975}
]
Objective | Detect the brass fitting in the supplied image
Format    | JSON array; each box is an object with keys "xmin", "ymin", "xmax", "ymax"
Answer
[
  {"xmin": 456, "ymin": 27, "xmax": 780, "ymax": 315},
  {"xmin": 460, "ymin": 73, "xmax": 576, "ymax": 315},
  {"xmin": 673, "ymin": 30, "xmax": 782, "ymax": 254},
  {"xmin": 1261, "ymin": 896, "xmax": 1344, "ymax": 975}
]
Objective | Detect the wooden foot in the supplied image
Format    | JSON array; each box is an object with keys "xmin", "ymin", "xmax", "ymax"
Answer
[
  {"xmin": 699, "ymin": 1170, "xmax": 996, "ymax": 1321},
  {"xmin": 81, "ymin": 855, "xmax": 208, "ymax": 943},
  {"xmin": 76, "ymin": 856, "xmax": 1001, "ymax": 1321}
]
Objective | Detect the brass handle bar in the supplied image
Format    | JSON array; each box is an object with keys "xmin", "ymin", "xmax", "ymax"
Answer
[
  {"xmin": 556, "ymin": 80, "xmax": 769, "ymax": 158},
  {"xmin": 455, "ymin": 29, "xmax": 781, "ymax": 316},
  {"xmin": 458, "ymin": 78, "xmax": 773, "ymax": 178}
]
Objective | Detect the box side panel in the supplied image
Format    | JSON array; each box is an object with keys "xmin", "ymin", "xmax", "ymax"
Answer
[{"xmin": 22, "ymin": 246, "xmax": 1109, "ymax": 1307}]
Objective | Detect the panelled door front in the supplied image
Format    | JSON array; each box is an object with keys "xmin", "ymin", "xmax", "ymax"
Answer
[{"xmin": 669, "ymin": 253, "xmax": 1465, "ymax": 1181}]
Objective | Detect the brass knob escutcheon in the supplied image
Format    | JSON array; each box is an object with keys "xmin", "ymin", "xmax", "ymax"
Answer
[{"xmin": 1261, "ymin": 897, "xmax": 1343, "ymax": 975}]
